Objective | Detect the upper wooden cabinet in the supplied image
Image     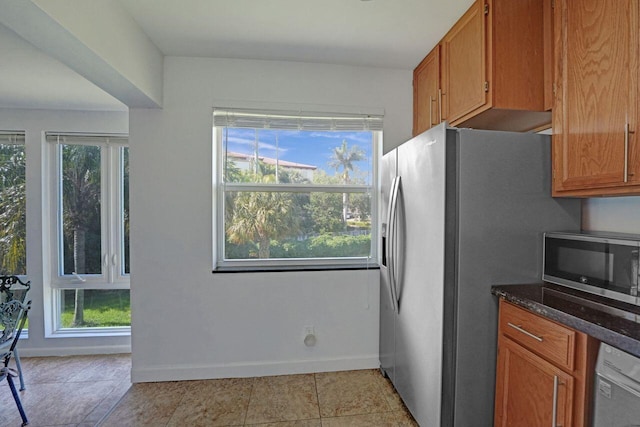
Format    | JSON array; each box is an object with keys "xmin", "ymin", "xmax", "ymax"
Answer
[
  {"xmin": 441, "ymin": 0, "xmax": 486, "ymax": 127},
  {"xmin": 552, "ymin": 0, "xmax": 640, "ymax": 196},
  {"xmin": 413, "ymin": 0, "xmax": 551, "ymax": 134},
  {"xmin": 413, "ymin": 46, "xmax": 441, "ymax": 136}
]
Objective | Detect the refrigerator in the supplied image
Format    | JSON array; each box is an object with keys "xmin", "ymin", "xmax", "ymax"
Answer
[{"xmin": 379, "ymin": 123, "xmax": 581, "ymax": 427}]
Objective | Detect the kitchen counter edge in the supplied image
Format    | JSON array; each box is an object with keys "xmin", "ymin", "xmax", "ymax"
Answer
[{"xmin": 491, "ymin": 283, "xmax": 640, "ymax": 358}]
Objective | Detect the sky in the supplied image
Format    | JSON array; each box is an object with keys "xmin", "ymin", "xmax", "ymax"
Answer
[{"xmin": 222, "ymin": 128, "xmax": 374, "ymax": 181}]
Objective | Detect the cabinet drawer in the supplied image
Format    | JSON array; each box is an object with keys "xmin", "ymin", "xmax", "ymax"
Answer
[{"xmin": 499, "ymin": 300, "xmax": 576, "ymax": 371}]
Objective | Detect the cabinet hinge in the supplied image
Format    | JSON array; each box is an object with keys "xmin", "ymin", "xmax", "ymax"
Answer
[
  {"xmin": 484, "ymin": 4, "xmax": 489, "ymax": 15},
  {"xmin": 484, "ymin": 81, "xmax": 489, "ymax": 92},
  {"xmin": 551, "ymin": 0, "xmax": 555, "ymax": 9},
  {"xmin": 552, "ymin": 83, "xmax": 557, "ymax": 95}
]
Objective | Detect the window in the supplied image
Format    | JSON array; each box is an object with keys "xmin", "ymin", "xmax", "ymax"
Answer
[
  {"xmin": 213, "ymin": 109, "xmax": 382, "ymax": 270},
  {"xmin": 47, "ymin": 134, "xmax": 129, "ymax": 333},
  {"xmin": 0, "ymin": 132, "xmax": 26, "ymax": 276}
]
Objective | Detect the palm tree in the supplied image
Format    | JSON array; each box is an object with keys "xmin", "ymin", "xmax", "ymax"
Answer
[
  {"xmin": 0, "ymin": 144, "xmax": 26, "ymax": 274},
  {"xmin": 226, "ymin": 174, "xmax": 300, "ymax": 258},
  {"xmin": 328, "ymin": 140, "xmax": 365, "ymax": 223},
  {"xmin": 62, "ymin": 144, "xmax": 101, "ymax": 326}
]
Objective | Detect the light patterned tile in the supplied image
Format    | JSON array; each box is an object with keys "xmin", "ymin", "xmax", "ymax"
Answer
[
  {"xmin": 100, "ymin": 381, "xmax": 186, "ymax": 427},
  {"xmin": 371, "ymin": 372, "xmax": 406, "ymax": 412},
  {"xmin": 67, "ymin": 354, "xmax": 131, "ymax": 383},
  {"xmin": 315, "ymin": 370, "xmax": 392, "ymax": 418},
  {"xmin": 166, "ymin": 377, "xmax": 254, "ymax": 426},
  {"xmin": 5, "ymin": 355, "xmax": 418, "ymax": 427},
  {"xmin": 14, "ymin": 355, "xmax": 71, "ymax": 384},
  {"xmin": 321, "ymin": 411, "xmax": 402, "ymax": 427},
  {"xmin": 245, "ymin": 374, "xmax": 320, "ymax": 424},
  {"xmin": 81, "ymin": 379, "xmax": 131, "ymax": 424},
  {"xmin": 17, "ymin": 354, "xmax": 131, "ymax": 385},
  {"xmin": 0, "ymin": 380, "xmax": 120, "ymax": 426},
  {"xmin": 396, "ymin": 405, "xmax": 420, "ymax": 427},
  {"xmin": 0, "ymin": 394, "xmax": 25, "ymax": 427},
  {"xmin": 249, "ymin": 420, "xmax": 322, "ymax": 427}
]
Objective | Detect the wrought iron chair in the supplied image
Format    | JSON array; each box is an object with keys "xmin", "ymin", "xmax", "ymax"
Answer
[{"xmin": 0, "ymin": 275, "xmax": 31, "ymax": 426}]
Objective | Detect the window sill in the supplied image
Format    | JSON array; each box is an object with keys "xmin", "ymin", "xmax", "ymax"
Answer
[
  {"xmin": 213, "ymin": 264, "xmax": 380, "ymax": 274},
  {"xmin": 46, "ymin": 327, "xmax": 131, "ymax": 339}
]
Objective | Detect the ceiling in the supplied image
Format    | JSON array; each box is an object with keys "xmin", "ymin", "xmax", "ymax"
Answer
[{"xmin": 0, "ymin": 0, "xmax": 474, "ymax": 112}]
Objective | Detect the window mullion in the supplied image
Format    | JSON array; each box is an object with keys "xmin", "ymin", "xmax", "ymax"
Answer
[
  {"xmin": 101, "ymin": 144, "xmax": 111, "ymax": 284},
  {"xmin": 224, "ymin": 183, "xmax": 371, "ymax": 193},
  {"xmin": 113, "ymin": 146, "xmax": 129, "ymax": 283},
  {"xmin": 54, "ymin": 143, "xmax": 65, "ymax": 279}
]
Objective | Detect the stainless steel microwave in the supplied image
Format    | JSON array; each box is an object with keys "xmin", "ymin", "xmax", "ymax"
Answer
[{"xmin": 543, "ymin": 232, "xmax": 640, "ymax": 305}]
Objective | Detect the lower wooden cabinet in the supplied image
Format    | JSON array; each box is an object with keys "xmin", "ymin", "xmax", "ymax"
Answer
[
  {"xmin": 494, "ymin": 300, "xmax": 597, "ymax": 427},
  {"xmin": 495, "ymin": 335, "xmax": 574, "ymax": 427}
]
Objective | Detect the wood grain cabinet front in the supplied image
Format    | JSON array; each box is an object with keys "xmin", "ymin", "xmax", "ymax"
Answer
[
  {"xmin": 494, "ymin": 300, "xmax": 598, "ymax": 427},
  {"xmin": 413, "ymin": 45, "xmax": 441, "ymax": 136},
  {"xmin": 499, "ymin": 299, "xmax": 576, "ymax": 371},
  {"xmin": 552, "ymin": 0, "xmax": 640, "ymax": 196},
  {"xmin": 441, "ymin": 0, "xmax": 551, "ymax": 132},
  {"xmin": 495, "ymin": 335, "xmax": 574, "ymax": 427}
]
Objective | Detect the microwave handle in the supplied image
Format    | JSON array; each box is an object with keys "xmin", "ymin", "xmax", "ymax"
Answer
[{"xmin": 632, "ymin": 249, "xmax": 639, "ymax": 297}]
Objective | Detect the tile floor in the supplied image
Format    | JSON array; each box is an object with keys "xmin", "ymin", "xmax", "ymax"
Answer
[{"xmin": 0, "ymin": 354, "xmax": 418, "ymax": 426}]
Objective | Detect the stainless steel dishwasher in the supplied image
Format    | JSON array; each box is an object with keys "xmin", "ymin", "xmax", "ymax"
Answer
[{"xmin": 593, "ymin": 343, "xmax": 640, "ymax": 427}]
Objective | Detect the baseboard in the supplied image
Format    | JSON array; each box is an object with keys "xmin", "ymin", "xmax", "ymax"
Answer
[
  {"xmin": 19, "ymin": 344, "xmax": 131, "ymax": 357},
  {"xmin": 131, "ymin": 355, "xmax": 380, "ymax": 383}
]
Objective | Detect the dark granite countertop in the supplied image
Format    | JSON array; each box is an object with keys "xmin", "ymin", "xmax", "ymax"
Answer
[{"xmin": 491, "ymin": 283, "xmax": 640, "ymax": 358}]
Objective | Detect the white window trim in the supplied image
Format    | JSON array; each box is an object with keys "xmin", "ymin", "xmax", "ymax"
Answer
[
  {"xmin": 213, "ymin": 126, "xmax": 381, "ymax": 271},
  {"xmin": 45, "ymin": 134, "xmax": 130, "ymax": 336}
]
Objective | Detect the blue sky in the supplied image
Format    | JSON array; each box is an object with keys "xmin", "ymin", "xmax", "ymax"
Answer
[{"xmin": 223, "ymin": 128, "xmax": 373, "ymax": 181}]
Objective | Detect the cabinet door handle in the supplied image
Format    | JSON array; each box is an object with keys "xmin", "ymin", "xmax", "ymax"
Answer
[
  {"xmin": 429, "ymin": 96, "xmax": 434, "ymax": 127},
  {"xmin": 625, "ymin": 123, "xmax": 630, "ymax": 183},
  {"xmin": 552, "ymin": 375, "xmax": 560, "ymax": 427},
  {"xmin": 507, "ymin": 322, "xmax": 543, "ymax": 342},
  {"xmin": 438, "ymin": 89, "xmax": 443, "ymax": 122}
]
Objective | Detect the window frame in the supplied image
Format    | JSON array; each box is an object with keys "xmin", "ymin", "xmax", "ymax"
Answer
[
  {"xmin": 46, "ymin": 133, "xmax": 130, "ymax": 335},
  {"xmin": 213, "ymin": 120, "xmax": 381, "ymax": 271}
]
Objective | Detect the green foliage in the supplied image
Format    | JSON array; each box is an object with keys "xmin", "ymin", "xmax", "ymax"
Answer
[
  {"xmin": 0, "ymin": 144, "xmax": 26, "ymax": 274},
  {"xmin": 230, "ymin": 233, "xmax": 371, "ymax": 259},
  {"xmin": 61, "ymin": 289, "xmax": 130, "ymax": 328},
  {"xmin": 61, "ymin": 144, "xmax": 102, "ymax": 275},
  {"xmin": 307, "ymin": 234, "xmax": 371, "ymax": 257},
  {"xmin": 226, "ymin": 174, "xmax": 301, "ymax": 258}
]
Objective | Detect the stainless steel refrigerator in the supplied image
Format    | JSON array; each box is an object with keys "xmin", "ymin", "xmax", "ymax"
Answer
[{"xmin": 379, "ymin": 123, "xmax": 581, "ymax": 427}]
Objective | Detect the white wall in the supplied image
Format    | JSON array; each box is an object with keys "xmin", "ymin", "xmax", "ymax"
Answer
[
  {"xmin": 0, "ymin": 107, "xmax": 130, "ymax": 355},
  {"xmin": 582, "ymin": 197, "xmax": 640, "ymax": 233},
  {"xmin": 129, "ymin": 57, "xmax": 412, "ymax": 382}
]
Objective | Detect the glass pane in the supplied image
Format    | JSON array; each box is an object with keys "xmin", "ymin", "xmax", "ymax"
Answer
[
  {"xmin": 0, "ymin": 143, "xmax": 26, "ymax": 275},
  {"xmin": 61, "ymin": 144, "xmax": 102, "ymax": 275},
  {"xmin": 222, "ymin": 128, "xmax": 374, "ymax": 185},
  {"xmin": 224, "ymin": 190, "xmax": 371, "ymax": 259},
  {"xmin": 121, "ymin": 147, "xmax": 130, "ymax": 275},
  {"xmin": 59, "ymin": 289, "xmax": 130, "ymax": 328}
]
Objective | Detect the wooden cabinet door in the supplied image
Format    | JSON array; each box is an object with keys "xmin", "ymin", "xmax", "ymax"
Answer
[
  {"xmin": 543, "ymin": 0, "xmax": 554, "ymax": 111},
  {"xmin": 495, "ymin": 336, "xmax": 574, "ymax": 427},
  {"xmin": 413, "ymin": 45, "xmax": 441, "ymax": 136},
  {"xmin": 441, "ymin": 0, "xmax": 486, "ymax": 123},
  {"xmin": 553, "ymin": 0, "xmax": 638, "ymax": 193}
]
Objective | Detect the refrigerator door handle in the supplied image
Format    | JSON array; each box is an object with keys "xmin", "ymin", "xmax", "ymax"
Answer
[
  {"xmin": 386, "ymin": 176, "xmax": 400, "ymax": 312},
  {"xmin": 392, "ymin": 176, "xmax": 403, "ymax": 309}
]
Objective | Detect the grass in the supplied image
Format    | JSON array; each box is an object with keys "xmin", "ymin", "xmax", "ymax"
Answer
[{"xmin": 61, "ymin": 289, "xmax": 130, "ymax": 328}]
